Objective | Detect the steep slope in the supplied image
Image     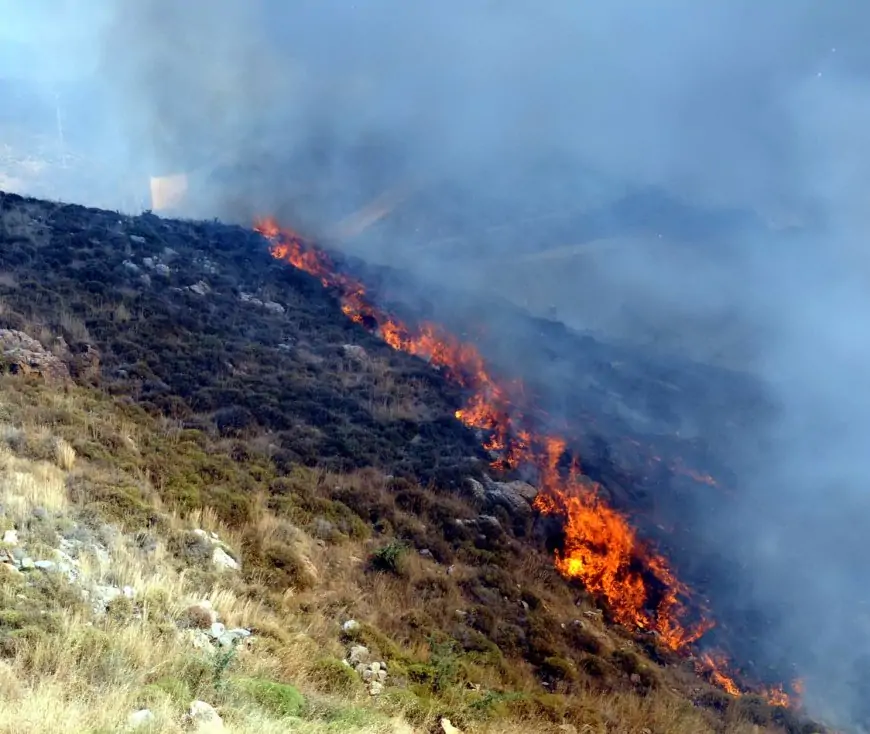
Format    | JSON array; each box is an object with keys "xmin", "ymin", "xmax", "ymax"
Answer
[{"xmin": 0, "ymin": 190, "xmax": 826, "ymax": 733}]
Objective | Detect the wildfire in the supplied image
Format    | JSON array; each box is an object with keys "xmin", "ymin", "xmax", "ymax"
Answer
[{"xmin": 255, "ymin": 217, "xmax": 799, "ymax": 705}]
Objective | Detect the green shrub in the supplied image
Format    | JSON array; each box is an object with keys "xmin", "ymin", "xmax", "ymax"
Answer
[
  {"xmin": 307, "ymin": 656, "xmax": 359, "ymax": 694},
  {"xmin": 541, "ymin": 655, "xmax": 578, "ymax": 683},
  {"xmin": 235, "ymin": 677, "xmax": 305, "ymax": 718},
  {"xmin": 369, "ymin": 540, "xmax": 408, "ymax": 576},
  {"xmin": 139, "ymin": 676, "xmax": 191, "ymax": 707}
]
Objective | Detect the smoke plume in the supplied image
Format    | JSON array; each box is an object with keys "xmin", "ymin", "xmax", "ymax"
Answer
[{"xmin": 5, "ymin": 1, "xmax": 870, "ymax": 726}]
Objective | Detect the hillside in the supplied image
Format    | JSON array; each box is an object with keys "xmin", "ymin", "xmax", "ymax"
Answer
[{"xmin": 0, "ymin": 189, "xmax": 827, "ymax": 734}]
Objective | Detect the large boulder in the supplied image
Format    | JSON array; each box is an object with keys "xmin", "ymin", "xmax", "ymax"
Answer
[
  {"xmin": 0, "ymin": 329, "xmax": 70, "ymax": 384},
  {"xmin": 484, "ymin": 478, "xmax": 538, "ymax": 516}
]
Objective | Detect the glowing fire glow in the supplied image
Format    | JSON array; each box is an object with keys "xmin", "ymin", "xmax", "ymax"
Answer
[{"xmin": 256, "ymin": 217, "xmax": 802, "ymax": 706}]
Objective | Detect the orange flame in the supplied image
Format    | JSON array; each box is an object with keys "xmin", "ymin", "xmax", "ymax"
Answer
[{"xmin": 256, "ymin": 217, "xmax": 798, "ymax": 704}]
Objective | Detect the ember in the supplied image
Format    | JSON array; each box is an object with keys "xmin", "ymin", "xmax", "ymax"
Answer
[{"xmin": 256, "ymin": 216, "xmax": 800, "ymax": 706}]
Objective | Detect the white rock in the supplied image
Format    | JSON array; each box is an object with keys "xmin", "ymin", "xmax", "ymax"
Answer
[
  {"xmin": 193, "ymin": 529, "xmax": 209, "ymax": 540},
  {"xmin": 143, "ymin": 257, "xmax": 155, "ymax": 269},
  {"xmin": 369, "ymin": 681, "xmax": 384, "ymax": 696},
  {"xmin": 377, "ymin": 669, "xmax": 388, "ymax": 682},
  {"xmin": 342, "ymin": 619, "xmax": 360, "ymax": 633},
  {"xmin": 34, "ymin": 560, "xmax": 56, "ymax": 571},
  {"xmin": 208, "ymin": 622, "xmax": 226, "ymax": 639},
  {"xmin": 127, "ymin": 708, "xmax": 154, "ymax": 728},
  {"xmin": 187, "ymin": 701, "xmax": 224, "ymax": 732},
  {"xmin": 441, "ymin": 718, "xmax": 463, "ymax": 734},
  {"xmin": 154, "ymin": 263, "xmax": 170, "ymax": 276},
  {"xmin": 211, "ymin": 547, "xmax": 239, "ymax": 571},
  {"xmin": 370, "ymin": 661, "xmax": 381, "ymax": 673},
  {"xmin": 263, "ymin": 301, "xmax": 285, "ymax": 314},
  {"xmin": 130, "ymin": 235, "xmax": 146, "ymax": 244},
  {"xmin": 348, "ymin": 645, "xmax": 370, "ymax": 665},
  {"xmin": 2, "ymin": 530, "xmax": 18, "ymax": 545},
  {"xmin": 189, "ymin": 281, "xmax": 210, "ymax": 296},
  {"xmin": 123, "ymin": 585, "xmax": 135, "ymax": 599}
]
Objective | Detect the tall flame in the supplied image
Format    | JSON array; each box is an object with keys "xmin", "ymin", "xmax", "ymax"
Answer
[{"xmin": 256, "ymin": 217, "xmax": 802, "ymax": 706}]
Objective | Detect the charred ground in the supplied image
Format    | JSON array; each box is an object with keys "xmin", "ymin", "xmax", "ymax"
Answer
[{"xmin": 0, "ymin": 190, "xmax": 825, "ymax": 733}]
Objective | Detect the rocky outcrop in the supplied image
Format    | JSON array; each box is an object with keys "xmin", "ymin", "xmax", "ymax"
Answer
[
  {"xmin": 465, "ymin": 476, "xmax": 538, "ymax": 517},
  {"xmin": 0, "ymin": 329, "xmax": 70, "ymax": 384}
]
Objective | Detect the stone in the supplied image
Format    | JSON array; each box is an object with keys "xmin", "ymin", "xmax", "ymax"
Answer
[
  {"xmin": 0, "ymin": 329, "xmax": 70, "ymax": 384},
  {"xmin": 342, "ymin": 619, "xmax": 360, "ymax": 633},
  {"xmin": 186, "ymin": 700, "xmax": 224, "ymax": 733},
  {"xmin": 342, "ymin": 344, "xmax": 368, "ymax": 361},
  {"xmin": 441, "ymin": 718, "xmax": 463, "ymax": 734},
  {"xmin": 377, "ymin": 669, "xmax": 388, "ymax": 682},
  {"xmin": 1, "ymin": 530, "xmax": 17, "ymax": 545},
  {"xmin": 217, "ymin": 628, "xmax": 252, "ymax": 648},
  {"xmin": 208, "ymin": 622, "xmax": 226, "ymax": 639},
  {"xmin": 122, "ymin": 260, "xmax": 140, "ymax": 273},
  {"xmin": 368, "ymin": 681, "xmax": 384, "ymax": 696},
  {"xmin": 465, "ymin": 478, "xmax": 487, "ymax": 503},
  {"xmin": 362, "ymin": 668, "xmax": 373, "ymax": 681},
  {"xmin": 370, "ymin": 661, "xmax": 381, "ymax": 673},
  {"xmin": 263, "ymin": 301, "xmax": 285, "ymax": 314},
  {"xmin": 348, "ymin": 644, "xmax": 370, "ymax": 665},
  {"xmin": 33, "ymin": 560, "xmax": 56, "ymax": 571},
  {"xmin": 154, "ymin": 263, "xmax": 170, "ymax": 276},
  {"xmin": 484, "ymin": 479, "xmax": 538, "ymax": 516},
  {"xmin": 129, "ymin": 235, "xmax": 146, "ymax": 244},
  {"xmin": 19, "ymin": 557, "xmax": 34, "ymax": 570},
  {"xmin": 189, "ymin": 281, "xmax": 210, "ymax": 296},
  {"xmin": 143, "ymin": 257, "xmax": 155, "ymax": 268},
  {"xmin": 127, "ymin": 709, "xmax": 154, "ymax": 728},
  {"xmin": 211, "ymin": 547, "xmax": 239, "ymax": 571}
]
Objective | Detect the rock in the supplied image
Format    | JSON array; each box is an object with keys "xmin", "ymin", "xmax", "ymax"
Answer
[
  {"xmin": 189, "ymin": 281, "xmax": 210, "ymax": 296},
  {"xmin": 465, "ymin": 478, "xmax": 487, "ymax": 503},
  {"xmin": 130, "ymin": 235, "xmax": 146, "ymax": 244},
  {"xmin": 263, "ymin": 301, "xmax": 285, "ymax": 314},
  {"xmin": 370, "ymin": 661, "xmax": 381, "ymax": 673},
  {"xmin": 20, "ymin": 557, "xmax": 34, "ymax": 570},
  {"xmin": 342, "ymin": 619, "xmax": 360, "ymax": 633},
  {"xmin": 122, "ymin": 260, "xmax": 140, "ymax": 273},
  {"xmin": 33, "ymin": 560, "xmax": 56, "ymax": 571},
  {"xmin": 211, "ymin": 547, "xmax": 239, "ymax": 571},
  {"xmin": 369, "ymin": 680, "xmax": 384, "ymax": 696},
  {"xmin": 2, "ymin": 530, "xmax": 18, "ymax": 545},
  {"xmin": 127, "ymin": 709, "xmax": 154, "ymax": 728},
  {"xmin": 476, "ymin": 515, "xmax": 503, "ymax": 532},
  {"xmin": 348, "ymin": 644, "xmax": 370, "ymax": 665},
  {"xmin": 154, "ymin": 263, "xmax": 170, "ymax": 276},
  {"xmin": 186, "ymin": 700, "xmax": 224, "ymax": 732},
  {"xmin": 142, "ymin": 257, "xmax": 155, "ymax": 269},
  {"xmin": 377, "ymin": 669, "xmax": 388, "ymax": 682},
  {"xmin": 342, "ymin": 344, "xmax": 368, "ymax": 361},
  {"xmin": 441, "ymin": 718, "xmax": 463, "ymax": 734},
  {"xmin": 362, "ymin": 668, "xmax": 373, "ymax": 681},
  {"xmin": 484, "ymin": 479, "xmax": 538, "ymax": 516},
  {"xmin": 217, "ymin": 628, "xmax": 252, "ymax": 648},
  {"xmin": 0, "ymin": 329, "xmax": 70, "ymax": 384},
  {"xmin": 419, "ymin": 548, "xmax": 433, "ymax": 558},
  {"xmin": 208, "ymin": 622, "xmax": 226, "ymax": 639}
]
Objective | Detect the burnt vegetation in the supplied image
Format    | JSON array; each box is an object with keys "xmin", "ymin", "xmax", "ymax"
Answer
[{"xmin": 0, "ymin": 190, "xmax": 828, "ymax": 733}]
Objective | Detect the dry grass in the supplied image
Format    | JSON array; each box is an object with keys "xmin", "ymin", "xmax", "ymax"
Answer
[{"xmin": 0, "ymin": 380, "xmax": 816, "ymax": 734}]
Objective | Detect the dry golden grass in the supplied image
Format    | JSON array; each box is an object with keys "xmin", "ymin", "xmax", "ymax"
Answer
[{"xmin": 0, "ymin": 381, "xmax": 814, "ymax": 734}]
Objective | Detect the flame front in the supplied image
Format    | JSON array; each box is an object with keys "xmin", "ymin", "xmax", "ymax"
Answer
[{"xmin": 256, "ymin": 217, "xmax": 800, "ymax": 704}]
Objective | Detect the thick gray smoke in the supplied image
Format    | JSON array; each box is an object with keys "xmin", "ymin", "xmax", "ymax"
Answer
[{"xmin": 5, "ymin": 1, "xmax": 870, "ymax": 727}]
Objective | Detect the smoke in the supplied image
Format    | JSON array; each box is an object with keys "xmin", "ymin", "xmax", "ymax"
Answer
[{"xmin": 5, "ymin": 0, "xmax": 870, "ymax": 726}]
